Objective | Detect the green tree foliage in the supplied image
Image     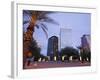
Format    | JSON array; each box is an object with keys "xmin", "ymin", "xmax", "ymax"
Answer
[
  {"xmin": 29, "ymin": 39, "xmax": 41, "ymax": 61},
  {"xmin": 60, "ymin": 47, "xmax": 79, "ymax": 60}
]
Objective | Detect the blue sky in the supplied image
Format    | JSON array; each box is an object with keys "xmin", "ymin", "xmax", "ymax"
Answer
[{"xmin": 23, "ymin": 11, "xmax": 91, "ymax": 56}]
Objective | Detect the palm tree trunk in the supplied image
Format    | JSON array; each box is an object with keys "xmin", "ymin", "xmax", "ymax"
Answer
[{"xmin": 23, "ymin": 22, "xmax": 35, "ymax": 68}]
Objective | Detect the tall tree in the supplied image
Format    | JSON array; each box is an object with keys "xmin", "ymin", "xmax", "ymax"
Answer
[{"xmin": 23, "ymin": 10, "xmax": 58, "ymax": 67}]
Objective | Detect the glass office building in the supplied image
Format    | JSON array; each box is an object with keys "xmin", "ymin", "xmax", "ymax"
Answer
[{"xmin": 60, "ymin": 28, "xmax": 72, "ymax": 49}]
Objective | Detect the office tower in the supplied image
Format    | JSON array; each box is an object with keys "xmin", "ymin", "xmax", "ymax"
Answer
[
  {"xmin": 47, "ymin": 36, "xmax": 58, "ymax": 60},
  {"xmin": 60, "ymin": 28, "xmax": 72, "ymax": 49},
  {"xmin": 81, "ymin": 34, "xmax": 91, "ymax": 50}
]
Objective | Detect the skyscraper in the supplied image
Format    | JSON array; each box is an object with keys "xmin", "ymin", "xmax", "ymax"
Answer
[
  {"xmin": 60, "ymin": 28, "xmax": 72, "ymax": 49},
  {"xmin": 81, "ymin": 34, "xmax": 91, "ymax": 50},
  {"xmin": 47, "ymin": 36, "xmax": 58, "ymax": 60}
]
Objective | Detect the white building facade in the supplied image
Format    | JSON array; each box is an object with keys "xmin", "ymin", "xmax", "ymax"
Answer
[{"xmin": 60, "ymin": 28, "xmax": 72, "ymax": 49}]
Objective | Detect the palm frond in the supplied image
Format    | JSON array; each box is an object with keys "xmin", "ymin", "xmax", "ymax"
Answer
[
  {"xmin": 23, "ymin": 10, "xmax": 32, "ymax": 16},
  {"xmin": 38, "ymin": 11, "xmax": 53, "ymax": 18},
  {"xmin": 40, "ymin": 23, "xmax": 48, "ymax": 31},
  {"xmin": 41, "ymin": 24, "xmax": 48, "ymax": 39},
  {"xmin": 40, "ymin": 16, "xmax": 59, "ymax": 25},
  {"xmin": 35, "ymin": 24, "xmax": 40, "ymax": 29},
  {"xmin": 23, "ymin": 10, "xmax": 59, "ymax": 25},
  {"xmin": 23, "ymin": 21, "xmax": 29, "ymax": 24}
]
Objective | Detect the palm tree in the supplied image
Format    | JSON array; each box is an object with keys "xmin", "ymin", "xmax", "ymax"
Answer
[{"xmin": 23, "ymin": 10, "xmax": 58, "ymax": 68}]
